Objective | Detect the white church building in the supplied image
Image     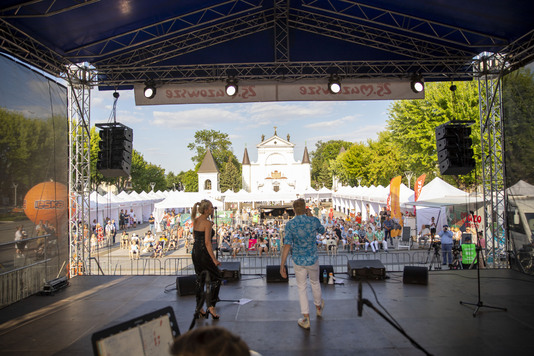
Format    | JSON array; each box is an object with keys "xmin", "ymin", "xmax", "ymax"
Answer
[{"xmin": 242, "ymin": 129, "xmax": 311, "ymax": 193}]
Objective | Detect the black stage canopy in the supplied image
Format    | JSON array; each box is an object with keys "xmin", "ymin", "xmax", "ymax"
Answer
[{"xmin": 1, "ymin": 0, "xmax": 533, "ymax": 88}]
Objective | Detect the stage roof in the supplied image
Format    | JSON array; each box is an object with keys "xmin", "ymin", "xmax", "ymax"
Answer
[{"xmin": 1, "ymin": 0, "xmax": 533, "ymax": 89}]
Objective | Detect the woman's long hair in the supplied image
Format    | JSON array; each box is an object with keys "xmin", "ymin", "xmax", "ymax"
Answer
[{"xmin": 191, "ymin": 199, "xmax": 212, "ymax": 220}]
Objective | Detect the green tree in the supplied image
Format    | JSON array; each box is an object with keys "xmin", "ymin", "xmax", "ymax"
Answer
[
  {"xmin": 387, "ymin": 81, "xmax": 481, "ymax": 190},
  {"xmin": 220, "ymin": 160, "xmax": 242, "ymax": 192},
  {"xmin": 187, "ymin": 129, "xmax": 233, "ymax": 168},
  {"xmin": 0, "ymin": 108, "xmax": 68, "ymax": 204},
  {"xmin": 334, "ymin": 142, "xmax": 372, "ymax": 186},
  {"xmin": 502, "ymin": 67, "xmax": 534, "ymax": 185},
  {"xmin": 310, "ymin": 140, "xmax": 352, "ymax": 188},
  {"xmin": 366, "ymin": 131, "xmax": 406, "ymax": 186},
  {"xmin": 177, "ymin": 170, "xmax": 198, "ymax": 192},
  {"xmin": 130, "ymin": 150, "xmax": 166, "ymax": 192}
]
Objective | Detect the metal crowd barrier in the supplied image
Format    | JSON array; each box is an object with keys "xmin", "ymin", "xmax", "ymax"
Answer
[{"xmin": 87, "ymin": 250, "xmax": 437, "ymax": 276}]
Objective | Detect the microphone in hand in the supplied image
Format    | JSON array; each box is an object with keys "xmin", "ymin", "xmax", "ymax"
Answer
[{"xmin": 357, "ymin": 281, "xmax": 363, "ymax": 317}]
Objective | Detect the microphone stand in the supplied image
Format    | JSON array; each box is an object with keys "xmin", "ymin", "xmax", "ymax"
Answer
[
  {"xmin": 459, "ymin": 211, "xmax": 507, "ymax": 317},
  {"xmin": 358, "ymin": 282, "xmax": 431, "ymax": 356}
]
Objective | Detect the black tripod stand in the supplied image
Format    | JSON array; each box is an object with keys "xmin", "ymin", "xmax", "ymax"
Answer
[
  {"xmin": 459, "ymin": 226, "xmax": 507, "ymax": 317},
  {"xmin": 425, "ymin": 238, "xmax": 442, "ymax": 271}
]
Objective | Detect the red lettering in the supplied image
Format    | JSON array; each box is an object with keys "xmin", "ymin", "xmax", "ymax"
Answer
[
  {"xmin": 342, "ymin": 87, "xmax": 351, "ymax": 95},
  {"xmin": 299, "ymin": 86, "xmax": 307, "ymax": 95},
  {"xmin": 309, "ymin": 86, "xmax": 316, "ymax": 95},
  {"xmin": 200, "ymin": 89, "xmax": 207, "ymax": 97},
  {"xmin": 382, "ymin": 82, "xmax": 391, "ymax": 95},
  {"xmin": 248, "ymin": 85, "xmax": 256, "ymax": 97},
  {"xmin": 166, "ymin": 89, "xmax": 172, "ymax": 98},
  {"xmin": 188, "ymin": 90, "xmax": 200, "ymax": 97},
  {"xmin": 351, "ymin": 87, "xmax": 360, "ymax": 94},
  {"xmin": 360, "ymin": 85, "xmax": 374, "ymax": 96},
  {"xmin": 208, "ymin": 89, "xmax": 215, "ymax": 97}
]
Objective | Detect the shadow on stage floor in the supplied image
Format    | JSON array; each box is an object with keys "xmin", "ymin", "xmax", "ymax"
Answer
[{"xmin": 0, "ymin": 269, "xmax": 533, "ymax": 356}]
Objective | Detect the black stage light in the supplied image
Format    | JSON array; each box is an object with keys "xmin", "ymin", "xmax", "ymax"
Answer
[
  {"xmin": 143, "ymin": 82, "xmax": 156, "ymax": 99},
  {"xmin": 328, "ymin": 74, "xmax": 341, "ymax": 94},
  {"xmin": 225, "ymin": 78, "xmax": 238, "ymax": 96},
  {"xmin": 411, "ymin": 75, "xmax": 424, "ymax": 93}
]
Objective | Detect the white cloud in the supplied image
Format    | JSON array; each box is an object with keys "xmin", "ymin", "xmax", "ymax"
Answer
[
  {"xmin": 304, "ymin": 115, "xmax": 360, "ymax": 129},
  {"xmin": 152, "ymin": 107, "xmax": 245, "ymax": 128}
]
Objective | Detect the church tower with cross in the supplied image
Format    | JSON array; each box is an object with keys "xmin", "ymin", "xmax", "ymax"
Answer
[{"xmin": 242, "ymin": 127, "xmax": 311, "ymax": 193}]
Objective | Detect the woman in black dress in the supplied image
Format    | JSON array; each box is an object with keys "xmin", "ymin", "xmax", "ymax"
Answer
[{"xmin": 191, "ymin": 199, "xmax": 222, "ymax": 319}]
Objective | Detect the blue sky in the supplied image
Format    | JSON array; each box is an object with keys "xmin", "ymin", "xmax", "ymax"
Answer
[{"xmin": 90, "ymin": 89, "xmax": 394, "ymax": 175}]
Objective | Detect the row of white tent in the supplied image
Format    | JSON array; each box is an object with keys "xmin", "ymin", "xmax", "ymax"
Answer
[
  {"xmin": 80, "ymin": 187, "xmax": 334, "ymax": 227},
  {"xmin": 80, "ymin": 177, "xmax": 478, "ymax": 236},
  {"xmin": 333, "ymin": 177, "xmax": 482, "ymax": 233}
]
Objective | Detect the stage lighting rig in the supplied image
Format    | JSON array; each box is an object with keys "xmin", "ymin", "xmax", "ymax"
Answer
[
  {"xmin": 143, "ymin": 81, "xmax": 156, "ymax": 99},
  {"xmin": 225, "ymin": 78, "xmax": 238, "ymax": 96},
  {"xmin": 328, "ymin": 74, "xmax": 341, "ymax": 94},
  {"xmin": 410, "ymin": 74, "xmax": 424, "ymax": 93}
]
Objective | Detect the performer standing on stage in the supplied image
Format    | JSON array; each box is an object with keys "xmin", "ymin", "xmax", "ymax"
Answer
[
  {"xmin": 191, "ymin": 199, "xmax": 222, "ymax": 319},
  {"xmin": 280, "ymin": 198, "xmax": 326, "ymax": 330}
]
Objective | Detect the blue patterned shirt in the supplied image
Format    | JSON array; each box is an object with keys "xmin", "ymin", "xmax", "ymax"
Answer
[{"xmin": 284, "ymin": 215, "xmax": 325, "ymax": 266}]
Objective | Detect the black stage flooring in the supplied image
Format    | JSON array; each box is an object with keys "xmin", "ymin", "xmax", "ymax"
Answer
[{"xmin": 0, "ymin": 269, "xmax": 533, "ymax": 356}]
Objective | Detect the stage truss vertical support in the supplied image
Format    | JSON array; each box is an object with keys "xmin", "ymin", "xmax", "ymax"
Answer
[
  {"xmin": 476, "ymin": 54, "xmax": 507, "ymax": 268},
  {"xmin": 67, "ymin": 64, "xmax": 95, "ymax": 277},
  {"xmin": 274, "ymin": 0, "xmax": 289, "ymax": 63}
]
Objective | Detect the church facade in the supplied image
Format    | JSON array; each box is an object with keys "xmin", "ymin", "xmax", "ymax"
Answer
[{"xmin": 242, "ymin": 130, "xmax": 311, "ymax": 193}]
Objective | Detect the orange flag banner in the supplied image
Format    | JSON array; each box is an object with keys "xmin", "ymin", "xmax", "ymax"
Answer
[
  {"xmin": 390, "ymin": 176, "xmax": 403, "ymax": 238},
  {"xmin": 414, "ymin": 174, "xmax": 427, "ymax": 201}
]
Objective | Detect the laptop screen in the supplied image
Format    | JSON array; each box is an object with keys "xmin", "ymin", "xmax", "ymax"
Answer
[{"xmin": 92, "ymin": 306, "xmax": 180, "ymax": 356}]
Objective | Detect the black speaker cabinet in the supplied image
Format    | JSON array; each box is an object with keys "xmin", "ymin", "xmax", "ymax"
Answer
[
  {"xmin": 403, "ymin": 266, "xmax": 428, "ymax": 285},
  {"xmin": 266, "ymin": 265, "xmax": 288, "ymax": 283},
  {"xmin": 319, "ymin": 265, "xmax": 334, "ymax": 283},
  {"xmin": 176, "ymin": 275, "xmax": 197, "ymax": 296},
  {"xmin": 347, "ymin": 259, "xmax": 386, "ymax": 280},
  {"xmin": 219, "ymin": 262, "xmax": 241, "ymax": 282}
]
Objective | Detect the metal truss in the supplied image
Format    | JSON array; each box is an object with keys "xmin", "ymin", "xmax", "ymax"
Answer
[
  {"xmin": 291, "ymin": 9, "xmax": 475, "ymax": 60},
  {"xmin": 302, "ymin": 0, "xmax": 507, "ymax": 48},
  {"xmin": 476, "ymin": 53, "xmax": 507, "ymax": 268},
  {"xmin": 0, "ymin": 0, "xmax": 98, "ymax": 18},
  {"xmin": 0, "ymin": 18, "xmax": 68, "ymax": 76},
  {"xmin": 68, "ymin": 65, "xmax": 94, "ymax": 277},
  {"xmin": 274, "ymin": 0, "xmax": 290, "ymax": 62},
  {"xmin": 95, "ymin": 58, "xmax": 474, "ymax": 86},
  {"xmin": 67, "ymin": 0, "xmax": 263, "ymax": 60},
  {"xmin": 92, "ymin": 9, "xmax": 274, "ymax": 68}
]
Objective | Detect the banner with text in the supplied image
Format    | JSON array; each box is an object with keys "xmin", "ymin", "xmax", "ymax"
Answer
[
  {"xmin": 134, "ymin": 79, "xmax": 424, "ymax": 105},
  {"xmin": 389, "ymin": 176, "xmax": 403, "ymax": 238}
]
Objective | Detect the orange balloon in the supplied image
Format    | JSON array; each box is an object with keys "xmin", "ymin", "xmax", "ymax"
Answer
[{"xmin": 23, "ymin": 182, "xmax": 68, "ymax": 224}]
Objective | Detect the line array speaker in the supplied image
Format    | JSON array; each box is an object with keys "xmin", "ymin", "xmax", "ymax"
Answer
[
  {"xmin": 96, "ymin": 123, "xmax": 133, "ymax": 177},
  {"xmin": 435, "ymin": 122, "xmax": 475, "ymax": 176}
]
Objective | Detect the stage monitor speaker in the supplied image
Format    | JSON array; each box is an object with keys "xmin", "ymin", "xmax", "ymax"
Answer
[
  {"xmin": 319, "ymin": 265, "xmax": 334, "ymax": 283},
  {"xmin": 347, "ymin": 259, "xmax": 386, "ymax": 280},
  {"xmin": 266, "ymin": 265, "xmax": 288, "ymax": 283},
  {"xmin": 176, "ymin": 275, "xmax": 197, "ymax": 296},
  {"xmin": 403, "ymin": 266, "xmax": 428, "ymax": 285},
  {"xmin": 219, "ymin": 262, "xmax": 241, "ymax": 282}
]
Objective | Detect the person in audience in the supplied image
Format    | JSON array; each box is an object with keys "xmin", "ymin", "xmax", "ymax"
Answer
[{"xmin": 258, "ymin": 236, "xmax": 269, "ymax": 256}]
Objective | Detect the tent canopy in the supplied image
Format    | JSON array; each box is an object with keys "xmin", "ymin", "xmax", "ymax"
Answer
[{"xmin": 1, "ymin": 1, "xmax": 532, "ymax": 89}]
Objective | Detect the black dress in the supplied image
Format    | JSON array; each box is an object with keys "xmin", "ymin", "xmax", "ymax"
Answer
[{"xmin": 192, "ymin": 228, "xmax": 221, "ymax": 308}]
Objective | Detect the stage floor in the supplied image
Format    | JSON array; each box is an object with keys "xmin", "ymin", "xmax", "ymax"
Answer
[{"xmin": 0, "ymin": 269, "xmax": 533, "ymax": 355}]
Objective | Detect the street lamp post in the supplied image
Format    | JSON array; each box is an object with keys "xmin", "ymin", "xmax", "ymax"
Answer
[
  {"xmin": 150, "ymin": 182, "xmax": 156, "ymax": 192},
  {"xmin": 357, "ymin": 177, "xmax": 363, "ymax": 187},
  {"xmin": 404, "ymin": 171, "xmax": 414, "ymax": 189},
  {"xmin": 12, "ymin": 183, "xmax": 18, "ymax": 207}
]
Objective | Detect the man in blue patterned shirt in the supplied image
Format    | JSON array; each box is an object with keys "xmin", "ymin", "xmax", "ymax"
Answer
[{"xmin": 280, "ymin": 198, "xmax": 326, "ymax": 330}]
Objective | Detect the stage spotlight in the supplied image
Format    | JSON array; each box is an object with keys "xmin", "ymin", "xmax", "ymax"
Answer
[
  {"xmin": 410, "ymin": 75, "xmax": 424, "ymax": 93},
  {"xmin": 143, "ymin": 82, "xmax": 156, "ymax": 99},
  {"xmin": 328, "ymin": 74, "xmax": 341, "ymax": 94},
  {"xmin": 225, "ymin": 78, "xmax": 238, "ymax": 96}
]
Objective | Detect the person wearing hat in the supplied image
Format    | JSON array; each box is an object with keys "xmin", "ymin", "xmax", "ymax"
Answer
[{"xmin": 438, "ymin": 224, "xmax": 454, "ymax": 266}]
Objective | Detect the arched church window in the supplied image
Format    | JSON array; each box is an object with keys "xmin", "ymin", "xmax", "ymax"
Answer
[{"xmin": 204, "ymin": 180, "xmax": 212, "ymax": 190}]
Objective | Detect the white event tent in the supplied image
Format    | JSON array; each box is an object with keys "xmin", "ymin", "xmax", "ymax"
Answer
[{"xmin": 410, "ymin": 177, "xmax": 477, "ymax": 233}]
